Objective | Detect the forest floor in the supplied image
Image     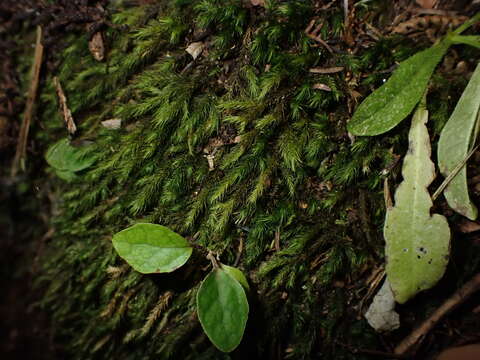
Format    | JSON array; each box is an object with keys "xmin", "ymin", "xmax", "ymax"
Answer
[{"xmin": 1, "ymin": 1, "xmax": 480, "ymax": 359}]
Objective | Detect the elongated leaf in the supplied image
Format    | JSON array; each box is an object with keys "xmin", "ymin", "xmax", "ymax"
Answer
[
  {"xmin": 384, "ymin": 101, "xmax": 450, "ymax": 304},
  {"xmin": 347, "ymin": 41, "xmax": 449, "ymax": 136},
  {"xmin": 437, "ymin": 63, "xmax": 480, "ymax": 220},
  {"xmin": 197, "ymin": 268, "xmax": 249, "ymax": 352},
  {"xmin": 112, "ymin": 223, "xmax": 192, "ymax": 274},
  {"xmin": 46, "ymin": 138, "xmax": 96, "ymax": 172},
  {"xmin": 221, "ymin": 264, "xmax": 250, "ymax": 291}
]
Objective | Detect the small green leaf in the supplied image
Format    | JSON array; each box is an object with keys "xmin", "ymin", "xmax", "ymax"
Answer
[
  {"xmin": 112, "ymin": 223, "xmax": 192, "ymax": 274},
  {"xmin": 437, "ymin": 63, "xmax": 480, "ymax": 220},
  {"xmin": 55, "ymin": 169, "xmax": 79, "ymax": 182},
  {"xmin": 197, "ymin": 268, "xmax": 249, "ymax": 352},
  {"xmin": 347, "ymin": 41, "xmax": 449, "ymax": 136},
  {"xmin": 45, "ymin": 138, "xmax": 96, "ymax": 172},
  {"xmin": 384, "ymin": 100, "xmax": 450, "ymax": 304},
  {"xmin": 221, "ymin": 264, "xmax": 250, "ymax": 291}
]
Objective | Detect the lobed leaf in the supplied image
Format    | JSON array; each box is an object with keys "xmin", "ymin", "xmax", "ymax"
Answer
[
  {"xmin": 347, "ymin": 41, "xmax": 449, "ymax": 136},
  {"xmin": 112, "ymin": 223, "xmax": 192, "ymax": 274},
  {"xmin": 197, "ymin": 268, "xmax": 249, "ymax": 352},
  {"xmin": 437, "ymin": 63, "xmax": 480, "ymax": 220},
  {"xmin": 384, "ymin": 101, "xmax": 450, "ymax": 304}
]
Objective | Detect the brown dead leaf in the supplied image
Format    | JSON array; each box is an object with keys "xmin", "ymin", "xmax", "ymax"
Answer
[
  {"xmin": 185, "ymin": 41, "xmax": 204, "ymax": 60},
  {"xmin": 101, "ymin": 118, "xmax": 122, "ymax": 130},
  {"xmin": 309, "ymin": 66, "xmax": 344, "ymax": 74},
  {"xmin": 89, "ymin": 31, "xmax": 105, "ymax": 61},
  {"xmin": 250, "ymin": 0, "xmax": 265, "ymax": 6},
  {"xmin": 415, "ymin": 0, "xmax": 438, "ymax": 9},
  {"xmin": 53, "ymin": 77, "xmax": 77, "ymax": 135},
  {"xmin": 312, "ymin": 83, "xmax": 332, "ymax": 91}
]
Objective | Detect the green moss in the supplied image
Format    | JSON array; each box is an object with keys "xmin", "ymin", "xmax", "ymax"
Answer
[{"xmin": 34, "ymin": 1, "xmax": 480, "ymax": 359}]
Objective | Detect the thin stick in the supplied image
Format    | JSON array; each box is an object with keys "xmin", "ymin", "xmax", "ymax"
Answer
[
  {"xmin": 11, "ymin": 26, "xmax": 44, "ymax": 177},
  {"xmin": 431, "ymin": 144, "xmax": 479, "ymax": 201},
  {"xmin": 395, "ymin": 273, "xmax": 480, "ymax": 355}
]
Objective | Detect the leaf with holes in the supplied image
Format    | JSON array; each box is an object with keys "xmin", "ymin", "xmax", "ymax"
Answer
[
  {"xmin": 112, "ymin": 223, "xmax": 192, "ymax": 274},
  {"xmin": 347, "ymin": 41, "xmax": 449, "ymax": 136},
  {"xmin": 197, "ymin": 267, "xmax": 249, "ymax": 352},
  {"xmin": 437, "ymin": 63, "xmax": 480, "ymax": 220},
  {"xmin": 384, "ymin": 100, "xmax": 450, "ymax": 303}
]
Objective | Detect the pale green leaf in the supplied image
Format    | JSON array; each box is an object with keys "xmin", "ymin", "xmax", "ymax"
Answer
[
  {"xmin": 197, "ymin": 268, "xmax": 249, "ymax": 352},
  {"xmin": 221, "ymin": 264, "xmax": 250, "ymax": 291},
  {"xmin": 112, "ymin": 223, "xmax": 192, "ymax": 274},
  {"xmin": 384, "ymin": 101, "xmax": 450, "ymax": 304},
  {"xmin": 437, "ymin": 63, "xmax": 480, "ymax": 220},
  {"xmin": 45, "ymin": 138, "xmax": 96, "ymax": 172},
  {"xmin": 347, "ymin": 41, "xmax": 449, "ymax": 136}
]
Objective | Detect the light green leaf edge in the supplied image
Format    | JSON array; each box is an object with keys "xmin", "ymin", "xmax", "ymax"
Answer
[
  {"xmin": 197, "ymin": 268, "xmax": 249, "ymax": 352},
  {"xmin": 450, "ymin": 35, "xmax": 480, "ymax": 49},
  {"xmin": 437, "ymin": 63, "xmax": 480, "ymax": 220},
  {"xmin": 45, "ymin": 138, "xmax": 96, "ymax": 172},
  {"xmin": 384, "ymin": 100, "xmax": 450, "ymax": 304},
  {"xmin": 347, "ymin": 40, "xmax": 450, "ymax": 136},
  {"xmin": 112, "ymin": 223, "xmax": 193, "ymax": 274},
  {"xmin": 221, "ymin": 264, "xmax": 250, "ymax": 291}
]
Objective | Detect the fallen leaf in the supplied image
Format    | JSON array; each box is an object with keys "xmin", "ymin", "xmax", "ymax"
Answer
[
  {"xmin": 250, "ymin": 0, "xmax": 265, "ymax": 6},
  {"xmin": 437, "ymin": 63, "xmax": 480, "ymax": 220},
  {"xmin": 101, "ymin": 118, "xmax": 122, "ymax": 129},
  {"xmin": 365, "ymin": 279, "xmax": 400, "ymax": 332},
  {"xmin": 185, "ymin": 41, "xmax": 204, "ymax": 60},
  {"xmin": 312, "ymin": 83, "xmax": 332, "ymax": 91},
  {"xmin": 415, "ymin": 0, "xmax": 438, "ymax": 9},
  {"xmin": 309, "ymin": 66, "xmax": 344, "ymax": 74},
  {"xmin": 88, "ymin": 31, "xmax": 105, "ymax": 61},
  {"xmin": 384, "ymin": 99, "xmax": 450, "ymax": 304}
]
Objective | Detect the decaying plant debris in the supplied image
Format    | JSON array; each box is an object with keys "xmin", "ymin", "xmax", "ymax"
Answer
[{"xmin": 1, "ymin": 1, "xmax": 480, "ymax": 359}]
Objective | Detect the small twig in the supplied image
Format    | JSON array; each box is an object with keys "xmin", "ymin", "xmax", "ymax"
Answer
[
  {"xmin": 309, "ymin": 66, "xmax": 344, "ymax": 74},
  {"xmin": 11, "ymin": 26, "xmax": 44, "ymax": 177},
  {"xmin": 432, "ymin": 144, "xmax": 479, "ymax": 201},
  {"xmin": 233, "ymin": 237, "xmax": 244, "ymax": 267},
  {"xmin": 274, "ymin": 228, "xmax": 280, "ymax": 251},
  {"xmin": 207, "ymin": 251, "xmax": 220, "ymax": 269},
  {"xmin": 53, "ymin": 76, "xmax": 77, "ymax": 135},
  {"xmin": 305, "ymin": 19, "xmax": 334, "ymax": 54},
  {"xmin": 395, "ymin": 273, "xmax": 480, "ymax": 355}
]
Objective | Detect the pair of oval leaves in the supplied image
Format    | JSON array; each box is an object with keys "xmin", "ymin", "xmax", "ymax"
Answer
[{"xmin": 112, "ymin": 223, "xmax": 249, "ymax": 352}]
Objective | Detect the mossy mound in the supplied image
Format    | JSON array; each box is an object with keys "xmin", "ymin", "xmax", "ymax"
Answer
[{"xmin": 34, "ymin": 1, "xmax": 480, "ymax": 359}]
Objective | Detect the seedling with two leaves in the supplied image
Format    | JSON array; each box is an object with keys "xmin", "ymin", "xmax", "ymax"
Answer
[{"xmin": 111, "ymin": 223, "xmax": 249, "ymax": 353}]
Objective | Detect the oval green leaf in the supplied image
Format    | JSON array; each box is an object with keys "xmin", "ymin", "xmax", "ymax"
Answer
[
  {"xmin": 347, "ymin": 41, "xmax": 449, "ymax": 136},
  {"xmin": 221, "ymin": 264, "xmax": 250, "ymax": 291},
  {"xmin": 197, "ymin": 268, "xmax": 249, "ymax": 352},
  {"xmin": 437, "ymin": 63, "xmax": 480, "ymax": 220},
  {"xmin": 46, "ymin": 138, "xmax": 96, "ymax": 172},
  {"xmin": 112, "ymin": 223, "xmax": 192, "ymax": 274}
]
